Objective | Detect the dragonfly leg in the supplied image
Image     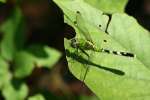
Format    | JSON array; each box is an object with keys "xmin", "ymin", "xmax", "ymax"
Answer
[{"xmin": 80, "ymin": 49, "xmax": 91, "ymax": 82}]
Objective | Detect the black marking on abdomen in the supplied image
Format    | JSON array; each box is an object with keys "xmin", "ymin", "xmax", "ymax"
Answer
[
  {"xmin": 102, "ymin": 49, "xmax": 110, "ymax": 53},
  {"xmin": 120, "ymin": 52, "xmax": 134, "ymax": 57},
  {"xmin": 112, "ymin": 51, "xmax": 118, "ymax": 55},
  {"xmin": 102, "ymin": 48, "xmax": 135, "ymax": 58}
]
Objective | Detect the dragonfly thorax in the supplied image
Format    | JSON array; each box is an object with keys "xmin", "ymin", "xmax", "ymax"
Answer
[{"xmin": 70, "ymin": 38, "xmax": 100, "ymax": 52}]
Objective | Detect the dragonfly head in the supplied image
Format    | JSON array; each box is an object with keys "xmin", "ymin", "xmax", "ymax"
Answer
[{"xmin": 70, "ymin": 38, "xmax": 78, "ymax": 48}]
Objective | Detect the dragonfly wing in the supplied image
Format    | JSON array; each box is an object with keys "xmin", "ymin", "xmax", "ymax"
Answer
[{"xmin": 75, "ymin": 11, "xmax": 93, "ymax": 43}]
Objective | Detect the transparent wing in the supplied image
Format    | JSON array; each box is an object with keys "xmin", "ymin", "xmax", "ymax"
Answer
[
  {"xmin": 75, "ymin": 11, "xmax": 93, "ymax": 43},
  {"xmin": 75, "ymin": 12, "xmax": 94, "ymax": 81}
]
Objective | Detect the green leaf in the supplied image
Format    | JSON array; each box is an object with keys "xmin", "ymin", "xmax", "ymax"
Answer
[
  {"xmin": 0, "ymin": 56, "xmax": 11, "ymax": 89},
  {"xmin": 0, "ymin": 7, "xmax": 26, "ymax": 61},
  {"xmin": 107, "ymin": 13, "xmax": 150, "ymax": 69},
  {"xmin": 2, "ymin": 81, "xmax": 28, "ymax": 100},
  {"xmin": 14, "ymin": 45, "xmax": 61, "ymax": 78},
  {"xmin": 54, "ymin": 0, "xmax": 150, "ymax": 99},
  {"xmin": 79, "ymin": 95, "xmax": 99, "ymax": 100},
  {"xmin": 26, "ymin": 45, "xmax": 61, "ymax": 67},
  {"xmin": 53, "ymin": 0, "xmax": 109, "ymax": 31},
  {"xmin": 64, "ymin": 12, "xmax": 150, "ymax": 100},
  {"xmin": 13, "ymin": 51, "xmax": 35, "ymax": 78},
  {"xmin": 28, "ymin": 94, "xmax": 45, "ymax": 100},
  {"xmin": 84, "ymin": 0, "xmax": 128, "ymax": 13},
  {"xmin": 0, "ymin": 0, "xmax": 6, "ymax": 3}
]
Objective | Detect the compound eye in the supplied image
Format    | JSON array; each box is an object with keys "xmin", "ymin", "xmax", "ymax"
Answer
[{"xmin": 71, "ymin": 40, "xmax": 77, "ymax": 48}]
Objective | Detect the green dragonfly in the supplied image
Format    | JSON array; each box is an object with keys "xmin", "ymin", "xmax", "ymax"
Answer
[
  {"xmin": 71, "ymin": 11, "xmax": 135, "ymax": 57},
  {"xmin": 71, "ymin": 11, "xmax": 101, "ymax": 52},
  {"xmin": 69, "ymin": 11, "xmax": 103, "ymax": 82},
  {"xmin": 69, "ymin": 11, "xmax": 134, "ymax": 81}
]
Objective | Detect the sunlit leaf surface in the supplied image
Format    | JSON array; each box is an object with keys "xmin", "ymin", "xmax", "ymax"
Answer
[
  {"xmin": 54, "ymin": 0, "xmax": 150, "ymax": 99},
  {"xmin": 84, "ymin": 0, "xmax": 128, "ymax": 13}
]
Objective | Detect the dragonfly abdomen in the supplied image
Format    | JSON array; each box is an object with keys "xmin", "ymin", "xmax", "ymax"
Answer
[
  {"xmin": 70, "ymin": 38, "xmax": 135, "ymax": 58},
  {"xmin": 101, "ymin": 48, "xmax": 135, "ymax": 57}
]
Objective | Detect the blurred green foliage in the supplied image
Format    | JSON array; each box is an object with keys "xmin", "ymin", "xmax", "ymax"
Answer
[
  {"xmin": 0, "ymin": 0, "xmax": 6, "ymax": 3},
  {"xmin": 0, "ymin": 1, "xmax": 61, "ymax": 100}
]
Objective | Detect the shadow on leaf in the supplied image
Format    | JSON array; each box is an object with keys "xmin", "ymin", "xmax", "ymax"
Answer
[{"xmin": 66, "ymin": 50, "xmax": 125, "ymax": 76}]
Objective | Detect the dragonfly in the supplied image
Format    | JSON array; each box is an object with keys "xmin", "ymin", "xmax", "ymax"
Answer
[
  {"xmin": 69, "ymin": 11, "xmax": 101, "ymax": 81},
  {"xmin": 69, "ymin": 11, "xmax": 134, "ymax": 82}
]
